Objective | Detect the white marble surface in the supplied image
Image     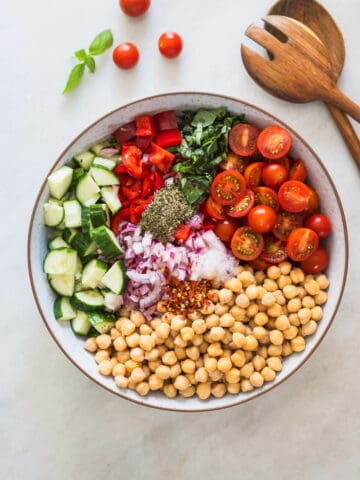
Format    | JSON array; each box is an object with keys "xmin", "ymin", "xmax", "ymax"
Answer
[{"xmin": 1, "ymin": 0, "xmax": 360, "ymax": 478}]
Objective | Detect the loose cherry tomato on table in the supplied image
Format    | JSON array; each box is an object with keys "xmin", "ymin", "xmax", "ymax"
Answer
[
  {"xmin": 260, "ymin": 235, "xmax": 288, "ymax": 264},
  {"xmin": 262, "ymin": 162, "xmax": 288, "ymax": 189},
  {"xmin": 158, "ymin": 32, "xmax": 183, "ymax": 58},
  {"xmin": 231, "ymin": 226, "xmax": 264, "ymax": 261},
  {"xmin": 289, "ymin": 159, "xmax": 307, "ymax": 181},
  {"xmin": 305, "ymin": 214, "xmax": 331, "ymax": 238},
  {"xmin": 211, "ymin": 171, "xmax": 246, "ymax": 206},
  {"xmin": 301, "ymin": 246, "xmax": 329, "ymax": 274},
  {"xmin": 272, "ymin": 210, "xmax": 303, "ymax": 241},
  {"xmin": 225, "ymin": 189, "xmax": 255, "ymax": 218},
  {"xmin": 119, "ymin": 0, "xmax": 151, "ymax": 17},
  {"xmin": 278, "ymin": 180, "xmax": 311, "ymax": 213},
  {"xmin": 113, "ymin": 42, "xmax": 139, "ymax": 69},
  {"xmin": 244, "ymin": 162, "xmax": 265, "ymax": 189},
  {"xmin": 204, "ymin": 196, "xmax": 226, "ymax": 220},
  {"xmin": 214, "ymin": 219, "xmax": 238, "ymax": 242},
  {"xmin": 219, "ymin": 153, "xmax": 248, "ymax": 173},
  {"xmin": 228, "ymin": 124, "xmax": 260, "ymax": 156},
  {"xmin": 248, "ymin": 205, "xmax": 277, "ymax": 233},
  {"xmin": 253, "ymin": 186, "xmax": 279, "ymax": 211},
  {"xmin": 287, "ymin": 227, "xmax": 319, "ymax": 262},
  {"xmin": 257, "ymin": 125, "xmax": 292, "ymax": 160}
]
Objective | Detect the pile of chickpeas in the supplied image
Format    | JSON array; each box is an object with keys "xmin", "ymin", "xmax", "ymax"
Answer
[{"xmin": 84, "ymin": 261, "xmax": 329, "ymax": 400}]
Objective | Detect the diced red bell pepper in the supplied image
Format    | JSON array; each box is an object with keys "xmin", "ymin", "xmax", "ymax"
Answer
[
  {"xmin": 155, "ymin": 129, "xmax": 182, "ymax": 148},
  {"xmin": 121, "ymin": 145, "xmax": 143, "ymax": 179},
  {"xmin": 135, "ymin": 115, "xmax": 155, "ymax": 137},
  {"xmin": 141, "ymin": 175, "xmax": 154, "ymax": 198},
  {"xmin": 111, "ymin": 208, "xmax": 131, "ymax": 234},
  {"xmin": 149, "ymin": 142, "xmax": 175, "ymax": 173},
  {"xmin": 202, "ymin": 217, "xmax": 216, "ymax": 231},
  {"xmin": 112, "ymin": 121, "xmax": 136, "ymax": 143},
  {"xmin": 153, "ymin": 110, "xmax": 178, "ymax": 132},
  {"xmin": 153, "ymin": 172, "xmax": 165, "ymax": 191},
  {"xmin": 173, "ymin": 224, "xmax": 192, "ymax": 242},
  {"xmin": 113, "ymin": 163, "xmax": 128, "ymax": 176},
  {"xmin": 135, "ymin": 135, "xmax": 152, "ymax": 152},
  {"xmin": 120, "ymin": 178, "xmax": 142, "ymax": 200},
  {"xmin": 129, "ymin": 196, "xmax": 154, "ymax": 224}
]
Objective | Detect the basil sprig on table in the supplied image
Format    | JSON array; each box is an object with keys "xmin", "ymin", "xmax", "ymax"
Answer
[
  {"xmin": 172, "ymin": 108, "xmax": 245, "ymax": 205},
  {"xmin": 63, "ymin": 29, "xmax": 113, "ymax": 94}
]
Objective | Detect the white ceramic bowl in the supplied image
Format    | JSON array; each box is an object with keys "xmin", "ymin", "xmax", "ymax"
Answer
[{"xmin": 28, "ymin": 92, "xmax": 348, "ymax": 411}]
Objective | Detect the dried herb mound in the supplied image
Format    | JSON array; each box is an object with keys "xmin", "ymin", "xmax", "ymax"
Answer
[{"xmin": 140, "ymin": 185, "xmax": 194, "ymax": 242}]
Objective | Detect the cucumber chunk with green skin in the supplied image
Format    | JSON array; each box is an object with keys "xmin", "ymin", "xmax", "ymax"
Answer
[
  {"xmin": 76, "ymin": 173, "xmax": 101, "ymax": 206},
  {"xmin": 63, "ymin": 228, "xmax": 78, "ymax": 244},
  {"xmin": 73, "ymin": 151, "xmax": 95, "ymax": 170},
  {"xmin": 71, "ymin": 168, "xmax": 85, "ymax": 187},
  {"xmin": 71, "ymin": 311, "xmax": 91, "ymax": 336},
  {"xmin": 92, "ymin": 157, "xmax": 116, "ymax": 170},
  {"xmin": 69, "ymin": 231, "xmax": 98, "ymax": 258},
  {"xmin": 43, "ymin": 248, "xmax": 78, "ymax": 275},
  {"xmin": 101, "ymin": 260, "xmax": 127, "ymax": 294},
  {"xmin": 71, "ymin": 289, "xmax": 105, "ymax": 311},
  {"xmin": 82, "ymin": 259, "xmax": 107, "ymax": 289},
  {"xmin": 92, "ymin": 226, "xmax": 122, "ymax": 259},
  {"xmin": 48, "ymin": 274, "xmax": 75, "ymax": 296},
  {"xmin": 48, "ymin": 236, "xmax": 69, "ymax": 250},
  {"xmin": 88, "ymin": 311, "xmax": 116, "ymax": 334},
  {"xmin": 63, "ymin": 199, "xmax": 82, "ymax": 228},
  {"xmin": 81, "ymin": 207, "xmax": 92, "ymax": 236},
  {"xmin": 90, "ymin": 204, "xmax": 108, "ymax": 227},
  {"xmin": 89, "ymin": 166, "xmax": 120, "ymax": 186},
  {"xmin": 75, "ymin": 256, "xmax": 83, "ymax": 281},
  {"xmin": 43, "ymin": 203, "xmax": 64, "ymax": 227},
  {"xmin": 47, "ymin": 166, "xmax": 73, "ymax": 200},
  {"xmin": 54, "ymin": 296, "xmax": 76, "ymax": 321},
  {"xmin": 101, "ymin": 186, "xmax": 122, "ymax": 214}
]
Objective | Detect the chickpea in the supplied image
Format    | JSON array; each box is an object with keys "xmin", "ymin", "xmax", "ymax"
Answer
[
  {"xmin": 244, "ymin": 285, "xmax": 258, "ymax": 300},
  {"xmin": 291, "ymin": 336, "xmax": 306, "ymax": 352},
  {"xmin": 247, "ymin": 304, "xmax": 259, "ymax": 318},
  {"xmin": 240, "ymin": 379, "xmax": 254, "ymax": 392},
  {"xmin": 217, "ymin": 357, "xmax": 232, "ymax": 373},
  {"xmin": 267, "ymin": 356, "xmax": 282, "ymax": 371},
  {"xmin": 163, "ymin": 384, "xmax": 177, "ymax": 398},
  {"xmin": 205, "ymin": 314, "xmax": 220, "ymax": 329},
  {"xmin": 254, "ymin": 312, "xmax": 269, "ymax": 326},
  {"xmin": 231, "ymin": 350, "xmax": 246, "ymax": 368},
  {"xmin": 208, "ymin": 326, "xmax": 224, "ymax": 342},
  {"xmin": 263, "ymin": 278, "xmax": 278, "ymax": 292},
  {"xmin": 171, "ymin": 315, "xmax": 187, "ymax": 331},
  {"xmin": 110, "ymin": 328, "xmax": 121, "ymax": 341},
  {"xmin": 199, "ymin": 299, "xmax": 215, "ymax": 315},
  {"xmin": 254, "ymin": 270, "xmax": 266, "ymax": 284},
  {"xmin": 181, "ymin": 359, "xmax": 196, "ymax": 374},
  {"xmin": 315, "ymin": 290, "xmax": 327, "ymax": 305},
  {"xmin": 257, "ymin": 345, "xmax": 268, "ymax": 359},
  {"xmin": 298, "ymin": 308, "xmax": 312, "ymax": 325},
  {"xmin": 267, "ymin": 265, "xmax": 281, "ymax": 280},
  {"xmin": 305, "ymin": 279, "xmax": 321, "ymax": 296},
  {"xmin": 125, "ymin": 359, "xmax": 141, "ymax": 373},
  {"xmin": 267, "ymin": 303, "xmax": 283, "ymax": 318},
  {"xmin": 174, "ymin": 347, "xmax": 186, "ymax": 360},
  {"xmin": 155, "ymin": 365, "xmax": 171, "ymax": 380},
  {"xmin": 301, "ymin": 320, "xmax": 318, "ymax": 336},
  {"xmin": 281, "ymin": 341, "xmax": 293, "ymax": 356},
  {"xmin": 179, "ymin": 327, "xmax": 194, "ymax": 342},
  {"xmin": 156, "ymin": 300, "xmax": 168, "ymax": 313},
  {"xmin": 227, "ymin": 383, "xmax": 241, "ymax": 395},
  {"xmin": 214, "ymin": 303, "xmax": 229, "ymax": 316},
  {"xmin": 194, "ymin": 367, "xmax": 209, "ymax": 383},
  {"xmin": 261, "ymin": 366, "xmax": 276, "ymax": 382},
  {"xmin": 145, "ymin": 349, "xmax": 160, "ymax": 362},
  {"xmin": 230, "ymin": 306, "xmax": 247, "ymax": 322},
  {"xmin": 252, "ymin": 355, "xmax": 266, "ymax": 371},
  {"xmin": 302, "ymin": 296, "xmax": 316, "ymax": 309},
  {"xmin": 257, "ymin": 286, "xmax": 267, "ymax": 300},
  {"xmin": 155, "ymin": 323, "xmax": 171, "ymax": 340},
  {"xmin": 192, "ymin": 319, "xmax": 206, "ymax": 335},
  {"xmin": 283, "ymin": 285, "xmax": 298, "ymax": 299},
  {"xmin": 130, "ymin": 367, "xmax": 146, "ymax": 384},
  {"xmin": 288, "ymin": 313, "xmax": 300, "ymax": 327},
  {"xmin": 195, "ymin": 357, "xmax": 204, "ymax": 368},
  {"xmin": 274, "ymin": 315, "xmax": 290, "ymax": 331},
  {"xmin": 186, "ymin": 346, "xmax": 200, "ymax": 361},
  {"xmin": 170, "ymin": 363, "xmax": 182, "ymax": 379},
  {"xmin": 95, "ymin": 350, "xmax": 110, "ymax": 364},
  {"xmin": 113, "ymin": 336, "xmax": 127, "ymax": 352},
  {"xmin": 162, "ymin": 350, "xmax": 177, "ymax": 366},
  {"xmin": 252, "ymin": 326, "xmax": 269, "ymax": 343},
  {"xmin": 224, "ymin": 277, "xmax": 243, "ymax": 293},
  {"xmin": 139, "ymin": 324, "xmax": 152, "ymax": 336},
  {"xmin": 187, "ymin": 311, "xmax": 202, "ymax": 321},
  {"xmin": 114, "ymin": 375, "xmax": 129, "ymax": 389},
  {"xmin": 316, "ymin": 274, "xmax": 329, "ymax": 290},
  {"xmin": 261, "ymin": 292, "xmax": 276, "ymax": 307},
  {"xmin": 267, "ymin": 345, "xmax": 282, "ymax": 356},
  {"xmin": 249, "ymin": 372, "xmax": 264, "ymax": 388},
  {"xmin": 148, "ymin": 374, "xmax": 163, "ymax": 391},
  {"xmin": 130, "ymin": 347, "xmax": 145, "ymax": 363},
  {"xmin": 181, "ymin": 386, "xmax": 196, "ymax": 398},
  {"xmin": 207, "ymin": 289, "xmax": 219, "ymax": 303},
  {"xmin": 174, "ymin": 375, "xmax": 191, "ymax": 391},
  {"xmin": 240, "ymin": 362, "xmax": 254, "ymax": 378},
  {"xmin": 98, "ymin": 360, "xmax": 113, "ymax": 376},
  {"xmin": 277, "ymin": 275, "xmax": 292, "ymax": 290},
  {"xmin": 232, "ymin": 332, "xmax": 245, "ymax": 348},
  {"xmin": 173, "ymin": 335, "xmax": 187, "ymax": 348},
  {"xmin": 204, "ymin": 356, "xmax": 218, "ymax": 372},
  {"xmin": 139, "ymin": 335, "xmax": 155, "ymax": 352},
  {"xmin": 129, "ymin": 310, "xmax": 145, "ymax": 327},
  {"xmin": 273, "ymin": 290, "xmax": 286, "ymax": 306},
  {"xmin": 196, "ymin": 382, "xmax": 211, "ymax": 400},
  {"xmin": 238, "ymin": 270, "xmax": 255, "ymax": 287},
  {"xmin": 120, "ymin": 320, "xmax": 135, "ymax": 337},
  {"xmin": 287, "ymin": 298, "xmax": 302, "ymax": 313},
  {"xmin": 116, "ymin": 350, "xmax": 130, "ymax": 363},
  {"xmin": 115, "ymin": 318, "xmax": 126, "ymax": 331},
  {"xmin": 243, "ymin": 335, "xmax": 258, "ymax": 351},
  {"xmin": 211, "ymin": 383, "xmax": 227, "ymax": 398},
  {"xmin": 236, "ymin": 293, "xmax": 250, "ymax": 308},
  {"xmin": 135, "ymin": 382, "xmax": 150, "ymax": 396},
  {"xmin": 225, "ymin": 368, "xmax": 241, "ymax": 384},
  {"xmin": 126, "ymin": 333, "xmax": 140, "ymax": 348},
  {"xmin": 217, "ymin": 288, "xmax": 232, "ymax": 305},
  {"xmin": 219, "ymin": 313, "xmax": 235, "ymax": 328},
  {"xmin": 84, "ymin": 337, "xmax": 97, "ymax": 353},
  {"xmin": 311, "ymin": 306, "xmax": 323, "ymax": 321},
  {"xmin": 161, "ymin": 312, "xmax": 175, "ymax": 324},
  {"xmin": 290, "ymin": 268, "xmax": 305, "ymax": 284},
  {"xmin": 185, "ymin": 373, "xmax": 196, "ymax": 385},
  {"xmin": 232, "ymin": 321, "xmax": 246, "ymax": 334},
  {"xmin": 112, "ymin": 362, "xmax": 126, "ymax": 378},
  {"xmin": 207, "ymin": 342, "xmax": 223, "ymax": 357},
  {"xmin": 192, "ymin": 334, "xmax": 203, "ymax": 346}
]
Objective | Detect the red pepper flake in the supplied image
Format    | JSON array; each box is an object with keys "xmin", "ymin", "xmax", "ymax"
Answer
[{"xmin": 162, "ymin": 278, "xmax": 212, "ymax": 314}]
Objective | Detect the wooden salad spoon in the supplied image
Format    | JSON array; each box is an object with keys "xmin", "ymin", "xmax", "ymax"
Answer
[
  {"xmin": 268, "ymin": 0, "xmax": 360, "ymax": 168},
  {"xmin": 241, "ymin": 15, "xmax": 360, "ymax": 123}
]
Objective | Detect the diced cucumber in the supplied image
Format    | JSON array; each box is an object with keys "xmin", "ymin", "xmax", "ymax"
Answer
[
  {"xmin": 73, "ymin": 151, "xmax": 95, "ymax": 170},
  {"xmin": 101, "ymin": 260, "xmax": 127, "ymax": 294},
  {"xmin": 48, "ymin": 274, "xmax": 75, "ymax": 296},
  {"xmin": 104, "ymin": 291, "xmax": 123, "ymax": 311},
  {"xmin": 63, "ymin": 200, "xmax": 82, "ymax": 228},
  {"xmin": 92, "ymin": 157, "xmax": 116, "ymax": 170},
  {"xmin": 101, "ymin": 186, "xmax": 122, "ymax": 214},
  {"xmin": 69, "ymin": 231, "xmax": 98, "ymax": 258},
  {"xmin": 71, "ymin": 167, "xmax": 85, "ymax": 187},
  {"xmin": 76, "ymin": 173, "xmax": 100, "ymax": 206},
  {"xmin": 43, "ymin": 202, "xmax": 64, "ymax": 227},
  {"xmin": 81, "ymin": 207, "xmax": 92, "ymax": 236},
  {"xmin": 71, "ymin": 311, "xmax": 91, "ymax": 336},
  {"xmin": 90, "ymin": 204, "xmax": 108, "ymax": 227},
  {"xmin": 53, "ymin": 296, "xmax": 77, "ymax": 321},
  {"xmin": 71, "ymin": 289, "xmax": 104, "ymax": 311},
  {"xmin": 43, "ymin": 248, "xmax": 78, "ymax": 275},
  {"xmin": 91, "ymin": 226, "xmax": 122, "ymax": 259},
  {"xmin": 90, "ymin": 143, "xmax": 105, "ymax": 156},
  {"xmin": 63, "ymin": 228, "xmax": 78, "ymax": 244},
  {"xmin": 89, "ymin": 166, "xmax": 120, "ymax": 187},
  {"xmin": 48, "ymin": 236, "xmax": 69, "ymax": 250},
  {"xmin": 82, "ymin": 259, "xmax": 107, "ymax": 289},
  {"xmin": 88, "ymin": 311, "xmax": 116, "ymax": 334},
  {"xmin": 75, "ymin": 256, "xmax": 83, "ymax": 281},
  {"xmin": 47, "ymin": 166, "xmax": 73, "ymax": 200},
  {"xmin": 47, "ymin": 197, "xmax": 63, "ymax": 205}
]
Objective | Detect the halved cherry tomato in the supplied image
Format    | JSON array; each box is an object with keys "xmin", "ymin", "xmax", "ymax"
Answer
[
  {"xmin": 305, "ymin": 214, "xmax": 331, "ymax": 238},
  {"xmin": 261, "ymin": 162, "xmax": 288, "ymax": 189},
  {"xmin": 228, "ymin": 123, "xmax": 260, "ymax": 156},
  {"xmin": 219, "ymin": 153, "xmax": 249, "ymax": 173},
  {"xmin": 244, "ymin": 162, "xmax": 265, "ymax": 189},
  {"xmin": 303, "ymin": 187, "xmax": 319, "ymax": 216},
  {"xmin": 272, "ymin": 210, "xmax": 303, "ymax": 241},
  {"xmin": 301, "ymin": 246, "xmax": 329, "ymax": 274},
  {"xmin": 278, "ymin": 180, "xmax": 311, "ymax": 213},
  {"xmin": 257, "ymin": 125, "xmax": 291, "ymax": 160},
  {"xmin": 289, "ymin": 159, "xmax": 307, "ymax": 181},
  {"xmin": 225, "ymin": 189, "xmax": 255, "ymax": 218},
  {"xmin": 204, "ymin": 196, "xmax": 226, "ymax": 220},
  {"xmin": 287, "ymin": 227, "xmax": 319, "ymax": 262},
  {"xmin": 214, "ymin": 219, "xmax": 238, "ymax": 242},
  {"xmin": 253, "ymin": 186, "xmax": 279, "ymax": 211},
  {"xmin": 121, "ymin": 145, "xmax": 143, "ymax": 178},
  {"xmin": 248, "ymin": 257, "xmax": 272, "ymax": 270},
  {"xmin": 173, "ymin": 224, "xmax": 192, "ymax": 242},
  {"xmin": 248, "ymin": 205, "xmax": 277, "ymax": 233},
  {"xmin": 260, "ymin": 235, "xmax": 288, "ymax": 264},
  {"xmin": 211, "ymin": 171, "xmax": 246, "ymax": 206},
  {"xmin": 230, "ymin": 226, "xmax": 264, "ymax": 261}
]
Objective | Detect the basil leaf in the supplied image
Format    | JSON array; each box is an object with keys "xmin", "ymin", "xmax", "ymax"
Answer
[
  {"xmin": 74, "ymin": 49, "xmax": 88, "ymax": 62},
  {"xmin": 63, "ymin": 63, "xmax": 85, "ymax": 94},
  {"xmin": 191, "ymin": 110, "xmax": 217, "ymax": 127},
  {"xmin": 89, "ymin": 29, "xmax": 113, "ymax": 56},
  {"xmin": 85, "ymin": 56, "xmax": 96, "ymax": 73}
]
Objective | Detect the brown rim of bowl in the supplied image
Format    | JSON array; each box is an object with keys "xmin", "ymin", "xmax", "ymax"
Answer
[{"xmin": 27, "ymin": 91, "xmax": 349, "ymax": 413}]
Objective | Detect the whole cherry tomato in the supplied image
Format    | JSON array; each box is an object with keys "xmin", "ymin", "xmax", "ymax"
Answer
[
  {"xmin": 301, "ymin": 246, "xmax": 329, "ymax": 274},
  {"xmin": 113, "ymin": 42, "xmax": 139, "ymax": 69},
  {"xmin": 262, "ymin": 162, "xmax": 288, "ymax": 189},
  {"xmin": 158, "ymin": 32, "xmax": 183, "ymax": 58},
  {"xmin": 119, "ymin": 0, "xmax": 151, "ymax": 17},
  {"xmin": 248, "ymin": 205, "xmax": 277, "ymax": 233},
  {"xmin": 214, "ymin": 219, "xmax": 238, "ymax": 242},
  {"xmin": 305, "ymin": 214, "xmax": 331, "ymax": 238}
]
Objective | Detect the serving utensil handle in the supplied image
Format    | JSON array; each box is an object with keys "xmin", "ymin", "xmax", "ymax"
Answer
[
  {"xmin": 326, "ymin": 104, "xmax": 360, "ymax": 169},
  {"xmin": 323, "ymin": 86, "xmax": 360, "ymax": 123}
]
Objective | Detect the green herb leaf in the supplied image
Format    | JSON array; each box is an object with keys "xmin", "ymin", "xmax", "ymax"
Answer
[
  {"xmin": 88, "ymin": 29, "xmax": 113, "ymax": 56},
  {"xmin": 74, "ymin": 49, "xmax": 88, "ymax": 62},
  {"xmin": 85, "ymin": 56, "xmax": 96, "ymax": 73},
  {"xmin": 63, "ymin": 63, "xmax": 85, "ymax": 94}
]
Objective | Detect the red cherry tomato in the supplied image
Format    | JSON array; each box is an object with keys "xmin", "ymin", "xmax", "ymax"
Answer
[
  {"xmin": 257, "ymin": 125, "xmax": 292, "ymax": 160},
  {"xmin": 260, "ymin": 235, "xmax": 288, "ymax": 264},
  {"xmin": 287, "ymin": 227, "xmax": 319, "ymax": 262},
  {"xmin": 113, "ymin": 43, "xmax": 139, "ymax": 69},
  {"xmin": 253, "ymin": 186, "xmax": 279, "ymax": 211},
  {"xmin": 272, "ymin": 210, "xmax": 303, "ymax": 241},
  {"xmin": 214, "ymin": 219, "xmax": 238, "ymax": 242},
  {"xmin": 119, "ymin": 0, "xmax": 151, "ymax": 16},
  {"xmin": 228, "ymin": 123, "xmax": 260, "ymax": 156},
  {"xmin": 248, "ymin": 257, "xmax": 272, "ymax": 271},
  {"xmin": 248, "ymin": 205, "xmax": 277, "ymax": 233},
  {"xmin": 301, "ymin": 246, "xmax": 329, "ymax": 274},
  {"xmin": 278, "ymin": 180, "xmax": 311, "ymax": 213},
  {"xmin": 303, "ymin": 187, "xmax": 319, "ymax": 216},
  {"xmin": 225, "ymin": 189, "xmax": 255, "ymax": 218},
  {"xmin": 289, "ymin": 159, "xmax": 307, "ymax": 181},
  {"xmin": 244, "ymin": 162, "xmax": 265, "ymax": 189},
  {"xmin": 158, "ymin": 32, "xmax": 183, "ymax": 58},
  {"xmin": 305, "ymin": 214, "xmax": 331, "ymax": 238},
  {"xmin": 219, "ymin": 153, "xmax": 249, "ymax": 173},
  {"xmin": 204, "ymin": 196, "xmax": 226, "ymax": 221},
  {"xmin": 231, "ymin": 226, "xmax": 264, "ymax": 261},
  {"xmin": 262, "ymin": 162, "xmax": 288, "ymax": 189},
  {"xmin": 211, "ymin": 171, "xmax": 247, "ymax": 206}
]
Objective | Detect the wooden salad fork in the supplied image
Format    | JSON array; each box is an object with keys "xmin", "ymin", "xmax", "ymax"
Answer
[{"xmin": 241, "ymin": 15, "xmax": 360, "ymax": 123}]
